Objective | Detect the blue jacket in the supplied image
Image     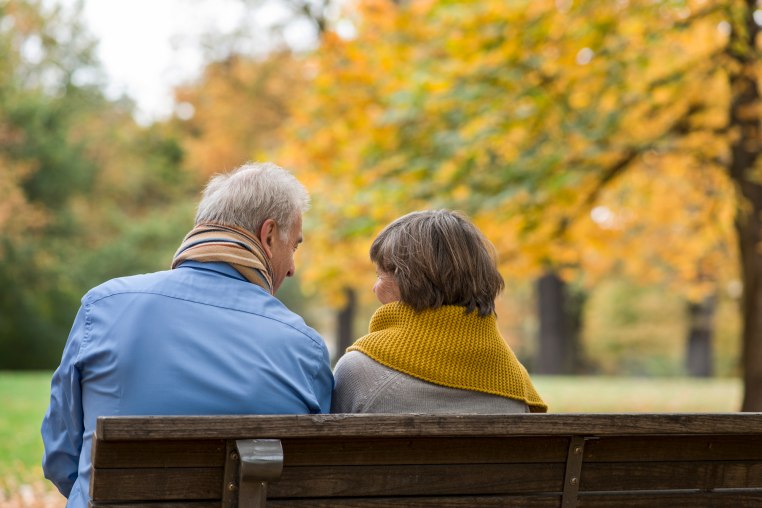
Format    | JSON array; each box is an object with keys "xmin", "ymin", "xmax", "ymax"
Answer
[{"xmin": 41, "ymin": 261, "xmax": 333, "ymax": 507}]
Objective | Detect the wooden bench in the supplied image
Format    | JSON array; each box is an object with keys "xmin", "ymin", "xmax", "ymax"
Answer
[{"xmin": 90, "ymin": 413, "xmax": 762, "ymax": 507}]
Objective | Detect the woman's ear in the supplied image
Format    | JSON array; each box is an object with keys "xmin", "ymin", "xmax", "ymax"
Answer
[{"xmin": 258, "ymin": 219, "xmax": 277, "ymax": 258}]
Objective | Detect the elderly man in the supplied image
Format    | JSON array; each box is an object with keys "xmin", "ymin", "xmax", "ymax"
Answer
[{"xmin": 41, "ymin": 162, "xmax": 333, "ymax": 507}]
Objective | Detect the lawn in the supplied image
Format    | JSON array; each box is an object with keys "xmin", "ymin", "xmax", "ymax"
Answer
[
  {"xmin": 0, "ymin": 373, "xmax": 51, "ymax": 481},
  {"xmin": 0, "ymin": 371, "xmax": 744, "ymax": 503},
  {"xmin": 533, "ymin": 375, "xmax": 742, "ymax": 413},
  {"xmin": 0, "ymin": 371, "xmax": 59, "ymax": 506}
]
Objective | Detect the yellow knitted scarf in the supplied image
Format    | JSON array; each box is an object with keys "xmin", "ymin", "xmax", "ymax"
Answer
[
  {"xmin": 349, "ymin": 302, "xmax": 548, "ymax": 412},
  {"xmin": 171, "ymin": 223, "xmax": 273, "ymax": 294}
]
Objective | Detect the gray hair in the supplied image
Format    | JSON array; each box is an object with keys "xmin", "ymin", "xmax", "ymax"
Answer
[
  {"xmin": 370, "ymin": 209, "xmax": 505, "ymax": 317},
  {"xmin": 195, "ymin": 162, "xmax": 309, "ymax": 239}
]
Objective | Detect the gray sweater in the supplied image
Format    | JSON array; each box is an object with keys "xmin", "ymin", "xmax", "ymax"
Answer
[{"xmin": 331, "ymin": 351, "xmax": 530, "ymax": 414}]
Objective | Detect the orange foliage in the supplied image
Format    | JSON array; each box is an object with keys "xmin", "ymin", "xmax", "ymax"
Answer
[
  {"xmin": 280, "ymin": 0, "xmax": 737, "ymax": 304},
  {"xmin": 168, "ymin": 0, "xmax": 739, "ymax": 307},
  {"xmin": 175, "ymin": 52, "xmax": 307, "ymax": 178},
  {"xmin": 0, "ymin": 156, "xmax": 47, "ymax": 246}
]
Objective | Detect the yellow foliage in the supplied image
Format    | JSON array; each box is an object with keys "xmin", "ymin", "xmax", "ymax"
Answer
[
  {"xmin": 274, "ymin": 0, "xmax": 741, "ymax": 306},
  {"xmin": 175, "ymin": 52, "xmax": 307, "ymax": 179}
]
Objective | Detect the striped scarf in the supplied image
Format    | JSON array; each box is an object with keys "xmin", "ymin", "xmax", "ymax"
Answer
[{"xmin": 171, "ymin": 223, "xmax": 273, "ymax": 294}]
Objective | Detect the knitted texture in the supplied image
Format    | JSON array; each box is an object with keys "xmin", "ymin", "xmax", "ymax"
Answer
[{"xmin": 349, "ymin": 302, "xmax": 548, "ymax": 412}]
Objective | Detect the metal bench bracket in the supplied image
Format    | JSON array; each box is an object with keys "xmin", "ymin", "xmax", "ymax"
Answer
[
  {"xmin": 222, "ymin": 439, "xmax": 283, "ymax": 508},
  {"xmin": 561, "ymin": 436, "xmax": 586, "ymax": 508}
]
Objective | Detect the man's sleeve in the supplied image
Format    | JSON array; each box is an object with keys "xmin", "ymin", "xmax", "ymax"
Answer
[{"xmin": 41, "ymin": 304, "xmax": 87, "ymax": 497}]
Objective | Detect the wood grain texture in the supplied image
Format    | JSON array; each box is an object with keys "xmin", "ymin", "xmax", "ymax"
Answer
[
  {"xmin": 266, "ymin": 495, "xmax": 561, "ymax": 507},
  {"xmin": 89, "ymin": 413, "xmax": 762, "ymax": 507},
  {"xmin": 95, "ymin": 413, "xmax": 762, "ymax": 441},
  {"xmin": 583, "ymin": 434, "xmax": 762, "ymax": 462},
  {"xmin": 580, "ymin": 461, "xmax": 762, "ymax": 490},
  {"xmin": 90, "ymin": 467, "xmax": 222, "ymax": 502},
  {"xmin": 576, "ymin": 491, "xmax": 762, "ymax": 508},
  {"xmin": 268, "ymin": 462, "xmax": 565, "ymax": 497},
  {"xmin": 279, "ymin": 436, "xmax": 569, "ymax": 466},
  {"xmin": 90, "ymin": 503, "xmax": 220, "ymax": 508},
  {"xmin": 92, "ymin": 439, "xmax": 226, "ymax": 468}
]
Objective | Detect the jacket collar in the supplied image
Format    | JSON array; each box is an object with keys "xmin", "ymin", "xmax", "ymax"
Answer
[{"xmin": 175, "ymin": 260, "xmax": 248, "ymax": 282}]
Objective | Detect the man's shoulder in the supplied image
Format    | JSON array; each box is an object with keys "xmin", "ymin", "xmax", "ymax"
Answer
[
  {"xmin": 81, "ymin": 267, "xmax": 323, "ymax": 346},
  {"xmin": 82, "ymin": 270, "xmax": 174, "ymax": 303},
  {"xmin": 82, "ymin": 265, "xmax": 249, "ymax": 305},
  {"xmin": 251, "ymin": 293, "xmax": 324, "ymax": 346}
]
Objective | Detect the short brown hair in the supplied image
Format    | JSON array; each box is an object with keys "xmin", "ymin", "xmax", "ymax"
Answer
[{"xmin": 370, "ymin": 210, "xmax": 505, "ymax": 316}]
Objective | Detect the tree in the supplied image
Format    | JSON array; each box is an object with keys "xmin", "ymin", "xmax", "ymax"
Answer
[
  {"xmin": 726, "ymin": 0, "xmax": 762, "ymax": 410},
  {"xmin": 0, "ymin": 0, "xmax": 195, "ymax": 369},
  {"xmin": 173, "ymin": 51, "xmax": 308, "ymax": 178},
  {"xmin": 0, "ymin": 0, "xmax": 107, "ymax": 367},
  {"xmin": 535, "ymin": 271, "xmax": 587, "ymax": 374},
  {"xmin": 686, "ymin": 293, "xmax": 717, "ymax": 377},
  {"xmin": 283, "ymin": 0, "xmax": 762, "ymax": 406}
]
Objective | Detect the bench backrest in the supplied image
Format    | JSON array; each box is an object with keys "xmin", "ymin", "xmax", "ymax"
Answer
[{"xmin": 90, "ymin": 413, "xmax": 762, "ymax": 507}]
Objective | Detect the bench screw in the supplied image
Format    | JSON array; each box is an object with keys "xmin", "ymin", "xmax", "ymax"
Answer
[
  {"xmin": 570, "ymin": 477, "xmax": 578, "ymax": 486},
  {"xmin": 227, "ymin": 482, "xmax": 237, "ymax": 491},
  {"xmin": 230, "ymin": 451, "xmax": 239, "ymax": 461},
  {"xmin": 574, "ymin": 446, "xmax": 582, "ymax": 455}
]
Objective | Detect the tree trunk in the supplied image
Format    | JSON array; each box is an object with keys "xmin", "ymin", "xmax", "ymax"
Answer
[
  {"xmin": 727, "ymin": 1, "xmax": 762, "ymax": 411},
  {"xmin": 685, "ymin": 294, "xmax": 716, "ymax": 377},
  {"xmin": 535, "ymin": 271, "xmax": 584, "ymax": 374},
  {"xmin": 336, "ymin": 287, "xmax": 357, "ymax": 357},
  {"xmin": 736, "ymin": 216, "xmax": 762, "ymax": 410}
]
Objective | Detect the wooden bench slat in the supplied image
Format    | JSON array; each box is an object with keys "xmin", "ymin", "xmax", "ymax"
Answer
[
  {"xmin": 95, "ymin": 413, "xmax": 762, "ymax": 441},
  {"xmin": 90, "ymin": 503, "xmax": 220, "ymax": 508},
  {"xmin": 91, "ymin": 436, "xmax": 570, "ymax": 469},
  {"xmin": 280, "ymin": 436, "xmax": 569, "ymax": 465},
  {"xmin": 576, "ymin": 491, "xmax": 762, "ymax": 508},
  {"xmin": 584, "ymin": 435, "xmax": 762, "ymax": 462},
  {"xmin": 89, "ymin": 435, "xmax": 762, "ymax": 470},
  {"xmin": 266, "ymin": 493, "xmax": 762, "ymax": 508},
  {"xmin": 268, "ymin": 463, "xmax": 565, "ymax": 498},
  {"xmin": 90, "ymin": 467, "xmax": 222, "ymax": 502},
  {"xmin": 266, "ymin": 495, "xmax": 561, "ymax": 507},
  {"xmin": 92, "ymin": 439, "xmax": 226, "ymax": 468},
  {"xmin": 581, "ymin": 461, "xmax": 762, "ymax": 490}
]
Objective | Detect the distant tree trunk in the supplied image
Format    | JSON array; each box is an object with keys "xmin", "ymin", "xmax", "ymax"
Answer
[
  {"xmin": 736, "ymin": 216, "xmax": 762, "ymax": 410},
  {"xmin": 727, "ymin": 1, "xmax": 762, "ymax": 411},
  {"xmin": 336, "ymin": 287, "xmax": 357, "ymax": 356},
  {"xmin": 535, "ymin": 271, "xmax": 585, "ymax": 374},
  {"xmin": 685, "ymin": 294, "xmax": 716, "ymax": 377},
  {"xmin": 567, "ymin": 284, "xmax": 587, "ymax": 373},
  {"xmin": 536, "ymin": 272, "xmax": 566, "ymax": 374}
]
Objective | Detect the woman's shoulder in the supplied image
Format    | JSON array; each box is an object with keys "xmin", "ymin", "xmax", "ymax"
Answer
[
  {"xmin": 332, "ymin": 351, "xmax": 405, "ymax": 413},
  {"xmin": 334, "ymin": 350, "xmax": 395, "ymax": 378}
]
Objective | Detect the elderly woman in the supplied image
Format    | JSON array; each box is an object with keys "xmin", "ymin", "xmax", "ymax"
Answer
[{"xmin": 332, "ymin": 210, "xmax": 547, "ymax": 413}]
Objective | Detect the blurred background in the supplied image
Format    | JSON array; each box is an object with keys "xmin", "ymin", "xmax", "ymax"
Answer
[{"xmin": 1, "ymin": 0, "xmax": 760, "ymax": 504}]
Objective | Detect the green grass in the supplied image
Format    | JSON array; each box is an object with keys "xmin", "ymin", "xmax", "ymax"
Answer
[
  {"xmin": 0, "ymin": 371, "xmax": 744, "ymax": 496},
  {"xmin": 533, "ymin": 376, "xmax": 743, "ymax": 413},
  {"xmin": 0, "ymin": 371, "xmax": 52, "ymax": 492}
]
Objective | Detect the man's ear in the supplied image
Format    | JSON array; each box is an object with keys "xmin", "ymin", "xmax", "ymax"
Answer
[{"xmin": 258, "ymin": 218, "xmax": 277, "ymax": 258}]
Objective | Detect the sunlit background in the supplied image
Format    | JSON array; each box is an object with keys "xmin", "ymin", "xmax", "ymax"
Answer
[{"xmin": 2, "ymin": 0, "xmax": 761, "ymax": 504}]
